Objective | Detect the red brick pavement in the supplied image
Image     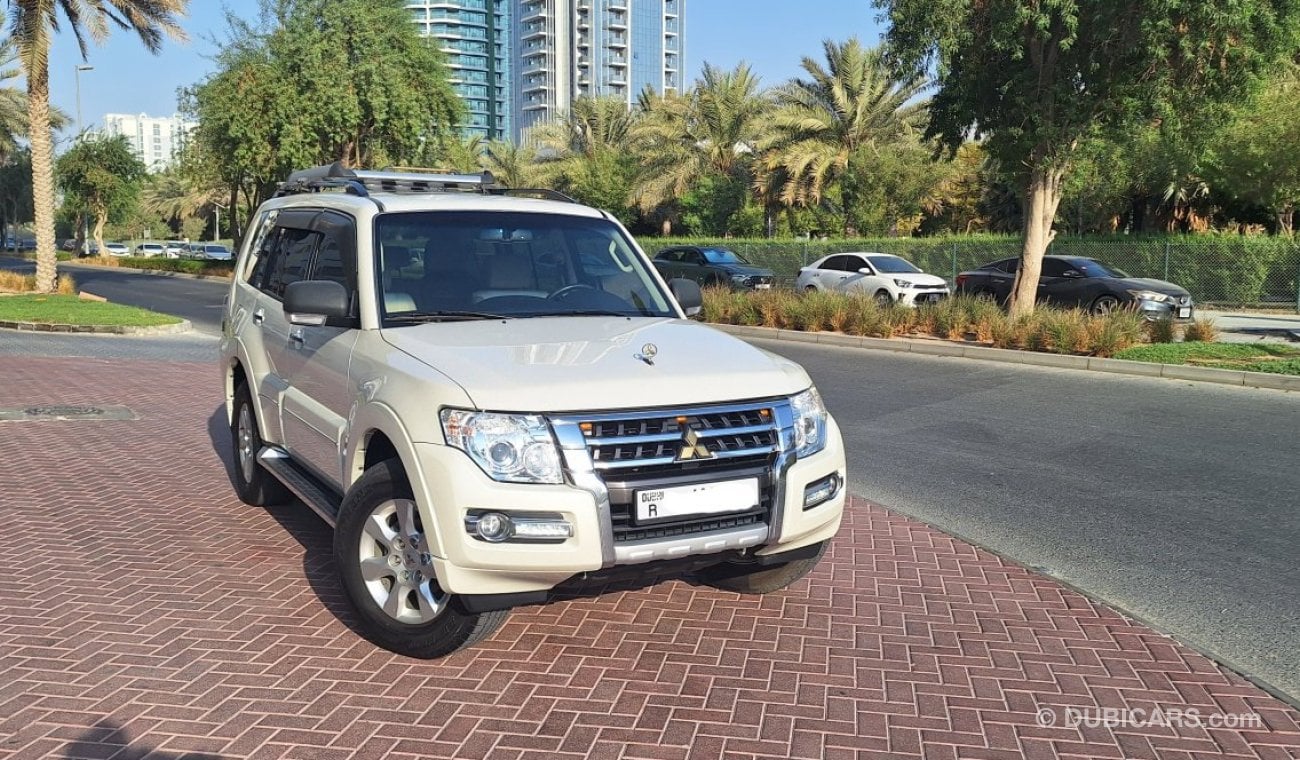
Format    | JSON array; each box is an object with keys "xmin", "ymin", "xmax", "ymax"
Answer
[{"xmin": 0, "ymin": 354, "xmax": 1297, "ymax": 760}]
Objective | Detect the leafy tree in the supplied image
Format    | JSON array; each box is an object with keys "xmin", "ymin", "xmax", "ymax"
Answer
[
  {"xmin": 630, "ymin": 64, "xmax": 770, "ymax": 234},
  {"xmin": 879, "ymin": 0, "xmax": 1300, "ymax": 315},
  {"xmin": 6, "ymin": 0, "xmax": 185, "ymax": 292},
  {"xmin": 186, "ymin": 0, "xmax": 463, "ymax": 242},
  {"xmin": 760, "ymin": 39, "xmax": 927, "ymax": 235},
  {"xmin": 1207, "ymin": 66, "xmax": 1300, "ymax": 235},
  {"xmin": 57, "ymin": 135, "xmax": 146, "ymax": 256}
]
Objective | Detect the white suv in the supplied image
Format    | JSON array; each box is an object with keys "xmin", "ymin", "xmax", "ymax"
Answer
[{"xmin": 220, "ymin": 165, "xmax": 847, "ymax": 658}]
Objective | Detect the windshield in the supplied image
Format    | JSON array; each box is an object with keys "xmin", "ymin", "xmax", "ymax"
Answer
[
  {"xmin": 1075, "ymin": 259, "xmax": 1130, "ymax": 278},
  {"xmin": 701, "ymin": 247, "xmax": 749, "ymax": 265},
  {"xmin": 374, "ymin": 211, "xmax": 676, "ymax": 324},
  {"xmin": 867, "ymin": 255, "xmax": 921, "ymax": 274}
]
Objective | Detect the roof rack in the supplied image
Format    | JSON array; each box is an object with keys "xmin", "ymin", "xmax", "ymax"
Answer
[{"xmin": 274, "ymin": 163, "xmax": 496, "ymax": 198}]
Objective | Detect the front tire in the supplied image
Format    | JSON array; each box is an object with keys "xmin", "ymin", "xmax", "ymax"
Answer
[
  {"xmin": 1091, "ymin": 294, "xmax": 1120, "ymax": 315},
  {"xmin": 334, "ymin": 458, "xmax": 508, "ymax": 658},
  {"xmin": 695, "ymin": 541, "xmax": 827, "ymax": 594},
  {"xmin": 230, "ymin": 382, "xmax": 290, "ymax": 507},
  {"xmin": 873, "ymin": 289, "xmax": 893, "ymax": 307}
]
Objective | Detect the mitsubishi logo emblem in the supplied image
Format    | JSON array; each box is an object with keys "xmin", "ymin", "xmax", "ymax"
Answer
[{"xmin": 676, "ymin": 425, "xmax": 713, "ymax": 461}]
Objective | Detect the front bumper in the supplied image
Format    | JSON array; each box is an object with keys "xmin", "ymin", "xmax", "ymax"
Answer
[
  {"xmin": 410, "ymin": 416, "xmax": 847, "ymax": 597},
  {"xmin": 898, "ymin": 288, "xmax": 950, "ymax": 307},
  {"xmin": 1136, "ymin": 297, "xmax": 1195, "ymax": 321}
]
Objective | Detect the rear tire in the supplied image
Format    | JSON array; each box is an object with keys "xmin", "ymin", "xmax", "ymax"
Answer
[
  {"xmin": 230, "ymin": 382, "xmax": 290, "ymax": 507},
  {"xmin": 334, "ymin": 458, "xmax": 509, "ymax": 658},
  {"xmin": 695, "ymin": 541, "xmax": 827, "ymax": 594},
  {"xmin": 804, "ymin": 285, "xmax": 817, "ymax": 293}
]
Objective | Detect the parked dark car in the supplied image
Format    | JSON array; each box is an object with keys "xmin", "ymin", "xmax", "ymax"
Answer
[
  {"xmin": 651, "ymin": 246, "xmax": 775, "ymax": 290},
  {"xmin": 956, "ymin": 255, "xmax": 1194, "ymax": 320}
]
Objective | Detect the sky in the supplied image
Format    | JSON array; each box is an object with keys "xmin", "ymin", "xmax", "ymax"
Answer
[{"xmin": 45, "ymin": 0, "xmax": 886, "ymax": 140}]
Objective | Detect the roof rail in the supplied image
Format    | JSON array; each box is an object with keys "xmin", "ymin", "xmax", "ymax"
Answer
[
  {"xmin": 484, "ymin": 187, "xmax": 578, "ymax": 204},
  {"xmin": 274, "ymin": 163, "xmax": 496, "ymax": 198}
]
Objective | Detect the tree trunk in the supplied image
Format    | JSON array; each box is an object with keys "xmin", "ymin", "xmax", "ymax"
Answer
[
  {"xmin": 92, "ymin": 205, "xmax": 107, "ymax": 258},
  {"xmin": 1009, "ymin": 164, "xmax": 1065, "ymax": 318},
  {"xmin": 660, "ymin": 217, "xmax": 671, "ymax": 236},
  {"xmin": 1277, "ymin": 204, "xmax": 1294, "ymax": 237},
  {"xmin": 27, "ymin": 63, "xmax": 58, "ymax": 293}
]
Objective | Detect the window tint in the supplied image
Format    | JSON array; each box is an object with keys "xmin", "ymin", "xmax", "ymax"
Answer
[
  {"xmin": 843, "ymin": 256, "xmax": 869, "ymax": 272},
  {"xmin": 655, "ymin": 249, "xmax": 681, "ymax": 262},
  {"xmin": 682, "ymin": 251, "xmax": 704, "ymax": 265},
  {"xmin": 262, "ymin": 229, "xmax": 320, "ymax": 299},
  {"xmin": 820, "ymin": 255, "xmax": 847, "ymax": 271},
  {"xmin": 993, "ymin": 258, "xmax": 1019, "ymax": 274},
  {"xmin": 1041, "ymin": 258, "xmax": 1074, "ymax": 277}
]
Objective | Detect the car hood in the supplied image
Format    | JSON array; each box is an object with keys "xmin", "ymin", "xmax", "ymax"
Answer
[
  {"xmin": 894, "ymin": 272, "xmax": 948, "ymax": 287},
  {"xmin": 1118, "ymin": 277, "xmax": 1191, "ymax": 298},
  {"xmin": 381, "ymin": 318, "xmax": 811, "ymax": 412}
]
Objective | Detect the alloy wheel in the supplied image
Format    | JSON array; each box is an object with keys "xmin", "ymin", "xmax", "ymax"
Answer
[{"xmin": 358, "ymin": 499, "xmax": 447, "ymax": 624}]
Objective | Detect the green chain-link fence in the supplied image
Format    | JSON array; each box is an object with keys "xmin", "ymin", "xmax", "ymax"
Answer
[{"xmin": 638, "ymin": 235, "xmax": 1300, "ymax": 310}]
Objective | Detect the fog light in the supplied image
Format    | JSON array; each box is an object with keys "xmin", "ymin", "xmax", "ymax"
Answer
[
  {"xmin": 803, "ymin": 474, "xmax": 841, "ymax": 509},
  {"xmin": 465, "ymin": 511, "xmax": 573, "ymax": 543},
  {"xmin": 476, "ymin": 512, "xmax": 512, "ymax": 542}
]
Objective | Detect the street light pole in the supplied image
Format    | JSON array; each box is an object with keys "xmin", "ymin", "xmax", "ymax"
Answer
[
  {"xmin": 212, "ymin": 202, "xmax": 228, "ymax": 243},
  {"xmin": 74, "ymin": 65, "xmax": 94, "ymax": 256}
]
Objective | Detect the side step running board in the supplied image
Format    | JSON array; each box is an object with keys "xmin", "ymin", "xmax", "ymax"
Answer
[{"xmin": 258, "ymin": 447, "xmax": 341, "ymax": 528}]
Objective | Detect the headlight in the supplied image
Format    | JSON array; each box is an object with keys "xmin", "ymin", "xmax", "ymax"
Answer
[
  {"xmin": 790, "ymin": 388, "xmax": 828, "ymax": 459},
  {"xmin": 440, "ymin": 409, "xmax": 563, "ymax": 484},
  {"xmin": 894, "ymin": 279, "xmax": 914, "ymax": 289},
  {"xmin": 1127, "ymin": 289, "xmax": 1171, "ymax": 303}
]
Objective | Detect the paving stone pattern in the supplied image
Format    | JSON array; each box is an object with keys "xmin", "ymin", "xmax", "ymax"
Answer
[{"xmin": 0, "ymin": 354, "xmax": 1297, "ymax": 760}]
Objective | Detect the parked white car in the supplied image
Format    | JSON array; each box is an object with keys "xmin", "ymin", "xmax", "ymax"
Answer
[
  {"xmin": 135, "ymin": 242, "xmax": 167, "ymax": 257},
  {"xmin": 796, "ymin": 252, "xmax": 950, "ymax": 306},
  {"xmin": 103, "ymin": 242, "xmax": 131, "ymax": 257}
]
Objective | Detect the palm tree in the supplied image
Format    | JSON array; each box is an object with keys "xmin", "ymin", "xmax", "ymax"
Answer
[
  {"xmin": 8, "ymin": 1, "xmax": 186, "ymax": 293},
  {"xmin": 480, "ymin": 139, "xmax": 539, "ymax": 188},
  {"xmin": 760, "ymin": 38, "xmax": 928, "ymax": 234},
  {"xmin": 0, "ymin": 37, "xmax": 68, "ymax": 162},
  {"xmin": 528, "ymin": 97, "xmax": 640, "ymax": 218},
  {"xmin": 630, "ymin": 63, "xmax": 770, "ymax": 233},
  {"xmin": 139, "ymin": 166, "xmax": 222, "ymax": 233}
]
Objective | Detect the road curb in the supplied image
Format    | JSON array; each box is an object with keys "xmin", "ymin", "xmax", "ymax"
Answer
[
  {"xmin": 62, "ymin": 261, "xmax": 233, "ymax": 283},
  {"xmin": 714, "ymin": 324, "xmax": 1300, "ymax": 391},
  {"xmin": 0, "ymin": 318, "xmax": 192, "ymax": 336}
]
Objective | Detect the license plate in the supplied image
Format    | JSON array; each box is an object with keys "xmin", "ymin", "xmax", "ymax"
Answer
[
  {"xmin": 754, "ymin": 283, "xmax": 772, "ymax": 290},
  {"xmin": 635, "ymin": 479, "xmax": 759, "ymax": 523},
  {"xmin": 1177, "ymin": 307, "xmax": 1191, "ymax": 319}
]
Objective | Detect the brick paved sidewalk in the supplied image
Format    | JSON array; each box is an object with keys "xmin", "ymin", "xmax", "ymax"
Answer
[{"xmin": 1, "ymin": 354, "xmax": 1297, "ymax": 760}]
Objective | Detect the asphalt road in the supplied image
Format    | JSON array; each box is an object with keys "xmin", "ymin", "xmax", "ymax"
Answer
[
  {"xmin": 752, "ymin": 337, "xmax": 1300, "ymax": 704},
  {"xmin": 3, "ymin": 256, "xmax": 1297, "ymax": 702},
  {"xmin": 0, "ymin": 256, "xmax": 227, "ymax": 335}
]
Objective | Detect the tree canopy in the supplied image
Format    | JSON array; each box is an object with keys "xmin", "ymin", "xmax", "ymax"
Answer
[
  {"xmin": 877, "ymin": 0, "xmax": 1300, "ymax": 313},
  {"xmin": 185, "ymin": 0, "xmax": 463, "ymax": 239},
  {"xmin": 56, "ymin": 135, "xmax": 147, "ymax": 255}
]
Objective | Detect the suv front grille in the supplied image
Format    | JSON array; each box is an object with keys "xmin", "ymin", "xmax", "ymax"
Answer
[{"xmin": 566, "ymin": 400, "xmax": 785, "ymax": 543}]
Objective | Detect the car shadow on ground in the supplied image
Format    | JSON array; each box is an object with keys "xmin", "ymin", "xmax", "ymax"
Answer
[
  {"xmin": 61, "ymin": 719, "xmax": 221, "ymax": 760},
  {"xmin": 205, "ymin": 406, "xmax": 366, "ymax": 637}
]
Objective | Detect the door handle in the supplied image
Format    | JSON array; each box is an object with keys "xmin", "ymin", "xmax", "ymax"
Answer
[
  {"xmin": 289, "ymin": 328, "xmax": 305, "ymax": 347},
  {"xmin": 252, "ymin": 308, "xmax": 265, "ymax": 325}
]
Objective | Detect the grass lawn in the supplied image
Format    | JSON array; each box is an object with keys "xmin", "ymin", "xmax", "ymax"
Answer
[
  {"xmin": 0, "ymin": 294, "xmax": 182, "ymax": 327},
  {"xmin": 1115, "ymin": 342, "xmax": 1300, "ymax": 375}
]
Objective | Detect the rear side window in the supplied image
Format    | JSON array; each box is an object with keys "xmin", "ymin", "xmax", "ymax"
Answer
[
  {"xmin": 993, "ymin": 258, "xmax": 1019, "ymax": 274},
  {"xmin": 820, "ymin": 255, "xmax": 847, "ymax": 271}
]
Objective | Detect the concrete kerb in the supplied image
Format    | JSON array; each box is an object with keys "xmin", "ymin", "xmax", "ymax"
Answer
[
  {"xmin": 714, "ymin": 323, "xmax": 1300, "ymax": 392},
  {"xmin": 0, "ymin": 318, "xmax": 192, "ymax": 336},
  {"xmin": 61, "ymin": 261, "xmax": 234, "ymax": 283}
]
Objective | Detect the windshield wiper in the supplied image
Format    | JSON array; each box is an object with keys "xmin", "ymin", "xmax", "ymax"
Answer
[
  {"xmin": 540, "ymin": 310, "xmax": 642, "ymax": 318},
  {"xmin": 385, "ymin": 310, "xmax": 512, "ymax": 323}
]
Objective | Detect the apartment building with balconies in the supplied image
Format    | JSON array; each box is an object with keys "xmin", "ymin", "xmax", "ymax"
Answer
[
  {"xmin": 407, "ymin": 0, "xmax": 512, "ymax": 140},
  {"xmin": 513, "ymin": 0, "xmax": 684, "ymax": 141}
]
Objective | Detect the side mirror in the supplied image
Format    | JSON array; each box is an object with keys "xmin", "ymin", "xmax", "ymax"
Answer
[
  {"xmin": 284, "ymin": 280, "xmax": 351, "ymax": 326},
  {"xmin": 1062, "ymin": 270, "xmax": 1082, "ymax": 279},
  {"xmin": 858, "ymin": 267, "xmax": 873, "ymax": 275},
  {"xmin": 668, "ymin": 277, "xmax": 703, "ymax": 318}
]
